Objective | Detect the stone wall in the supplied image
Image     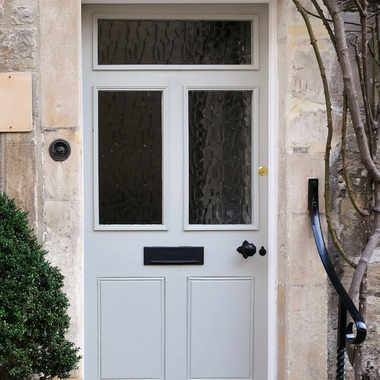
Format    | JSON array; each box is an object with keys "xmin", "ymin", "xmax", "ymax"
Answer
[
  {"xmin": 0, "ymin": 0, "xmax": 40, "ymax": 231},
  {"xmin": 277, "ymin": 0, "xmax": 330, "ymax": 377},
  {"xmin": 286, "ymin": 3, "xmax": 380, "ymax": 379},
  {"xmin": 39, "ymin": 1, "xmax": 82, "ymax": 375},
  {"xmin": 329, "ymin": 112, "xmax": 380, "ymax": 380},
  {"xmin": 0, "ymin": 0, "xmax": 83, "ymax": 378}
]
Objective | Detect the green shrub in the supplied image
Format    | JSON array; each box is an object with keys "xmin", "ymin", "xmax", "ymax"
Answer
[{"xmin": 0, "ymin": 192, "xmax": 80, "ymax": 380}]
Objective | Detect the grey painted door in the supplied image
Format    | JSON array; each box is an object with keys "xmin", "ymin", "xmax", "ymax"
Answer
[{"xmin": 83, "ymin": 4, "xmax": 269, "ymax": 379}]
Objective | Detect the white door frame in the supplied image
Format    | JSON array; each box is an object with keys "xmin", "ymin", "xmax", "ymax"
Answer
[{"xmin": 80, "ymin": 1, "xmax": 278, "ymax": 378}]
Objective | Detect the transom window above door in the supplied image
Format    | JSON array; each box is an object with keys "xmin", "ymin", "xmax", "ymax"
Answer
[{"xmin": 93, "ymin": 14, "xmax": 259, "ymax": 69}]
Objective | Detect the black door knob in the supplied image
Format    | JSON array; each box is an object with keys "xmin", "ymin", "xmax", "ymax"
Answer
[{"xmin": 237, "ymin": 240, "xmax": 256, "ymax": 259}]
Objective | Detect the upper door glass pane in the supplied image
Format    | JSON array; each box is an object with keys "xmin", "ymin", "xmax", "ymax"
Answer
[
  {"xmin": 188, "ymin": 90, "xmax": 253, "ymax": 225},
  {"xmin": 98, "ymin": 19, "xmax": 252, "ymax": 65},
  {"xmin": 98, "ymin": 90, "xmax": 162, "ymax": 225}
]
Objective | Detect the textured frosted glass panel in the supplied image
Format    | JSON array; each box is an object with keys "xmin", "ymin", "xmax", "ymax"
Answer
[
  {"xmin": 189, "ymin": 91, "xmax": 252, "ymax": 225},
  {"xmin": 98, "ymin": 20, "xmax": 251, "ymax": 65},
  {"xmin": 98, "ymin": 91, "xmax": 162, "ymax": 225}
]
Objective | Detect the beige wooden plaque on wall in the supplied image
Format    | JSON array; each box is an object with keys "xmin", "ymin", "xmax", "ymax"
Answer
[{"xmin": 0, "ymin": 73, "xmax": 32, "ymax": 132}]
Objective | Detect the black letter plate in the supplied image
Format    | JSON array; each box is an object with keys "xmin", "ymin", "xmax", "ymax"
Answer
[{"xmin": 144, "ymin": 246, "xmax": 204, "ymax": 265}]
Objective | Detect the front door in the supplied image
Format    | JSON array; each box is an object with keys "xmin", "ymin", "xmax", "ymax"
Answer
[{"xmin": 83, "ymin": 3, "xmax": 269, "ymax": 379}]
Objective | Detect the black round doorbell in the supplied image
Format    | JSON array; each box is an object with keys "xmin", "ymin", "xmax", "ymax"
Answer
[{"xmin": 49, "ymin": 139, "xmax": 71, "ymax": 161}]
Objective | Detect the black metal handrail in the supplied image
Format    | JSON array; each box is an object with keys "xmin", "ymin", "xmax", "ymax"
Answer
[{"xmin": 308, "ymin": 178, "xmax": 366, "ymax": 379}]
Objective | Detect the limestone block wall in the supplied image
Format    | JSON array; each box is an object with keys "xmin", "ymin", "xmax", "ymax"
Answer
[
  {"xmin": 277, "ymin": 0, "xmax": 331, "ymax": 378},
  {"xmin": 0, "ymin": 0, "xmax": 83, "ymax": 378},
  {"xmin": 39, "ymin": 2, "xmax": 82, "ymax": 376},
  {"xmin": 281, "ymin": 3, "xmax": 380, "ymax": 379},
  {"xmin": 0, "ymin": 0, "xmax": 40, "ymax": 230}
]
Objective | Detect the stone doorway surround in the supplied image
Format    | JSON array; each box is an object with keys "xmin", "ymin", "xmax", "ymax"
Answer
[{"xmin": 0, "ymin": 0, "xmax": 329, "ymax": 378}]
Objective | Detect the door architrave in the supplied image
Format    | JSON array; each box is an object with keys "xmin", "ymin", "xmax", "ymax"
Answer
[{"xmin": 80, "ymin": 1, "xmax": 279, "ymax": 378}]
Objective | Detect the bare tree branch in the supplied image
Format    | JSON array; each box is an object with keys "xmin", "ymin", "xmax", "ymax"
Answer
[
  {"xmin": 311, "ymin": 0, "xmax": 338, "ymax": 52},
  {"xmin": 342, "ymin": 94, "xmax": 366, "ymax": 217},
  {"xmin": 349, "ymin": 182, "xmax": 380, "ymax": 302},
  {"xmin": 370, "ymin": 24, "xmax": 378, "ymax": 116},
  {"xmin": 368, "ymin": 42, "xmax": 380, "ymax": 68},
  {"xmin": 359, "ymin": 2, "xmax": 376, "ymax": 133},
  {"xmin": 295, "ymin": 1, "xmax": 380, "ymax": 378},
  {"xmin": 352, "ymin": 37, "xmax": 375, "ymax": 155},
  {"xmin": 355, "ymin": 0, "xmax": 366, "ymax": 17},
  {"xmin": 323, "ymin": 0, "xmax": 380, "ymax": 181},
  {"xmin": 293, "ymin": 0, "xmax": 357, "ymax": 267}
]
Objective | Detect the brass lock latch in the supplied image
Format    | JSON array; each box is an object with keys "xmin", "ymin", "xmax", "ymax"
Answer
[{"xmin": 258, "ymin": 166, "xmax": 268, "ymax": 176}]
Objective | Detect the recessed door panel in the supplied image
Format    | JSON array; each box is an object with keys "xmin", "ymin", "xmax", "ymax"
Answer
[
  {"xmin": 99, "ymin": 278, "xmax": 165, "ymax": 379},
  {"xmin": 188, "ymin": 277, "xmax": 255, "ymax": 379}
]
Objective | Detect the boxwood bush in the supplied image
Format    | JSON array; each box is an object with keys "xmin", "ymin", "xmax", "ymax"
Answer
[{"xmin": 0, "ymin": 192, "xmax": 80, "ymax": 380}]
